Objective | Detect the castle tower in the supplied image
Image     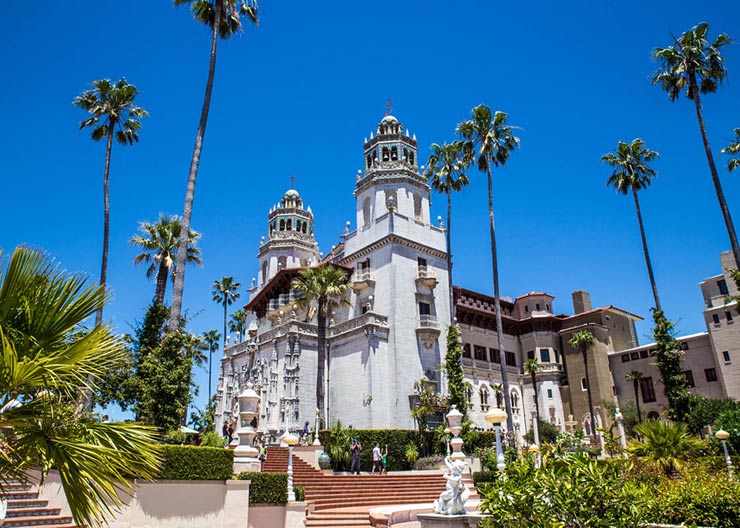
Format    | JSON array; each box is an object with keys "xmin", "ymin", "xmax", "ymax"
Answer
[{"xmin": 257, "ymin": 188, "xmax": 320, "ymax": 288}]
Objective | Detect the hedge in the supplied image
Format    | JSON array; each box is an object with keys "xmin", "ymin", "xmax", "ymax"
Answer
[
  {"xmin": 318, "ymin": 429, "xmax": 421, "ymax": 471},
  {"xmin": 157, "ymin": 445, "xmax": 233, "ymax": 480},
  {"xmin": 472, "ymin": 470, "xmax": 499, "ymax": 487},
  {"xmin": 238, "ymin": 472, "xmax": 288, "ymax": 504},
  {"xmin": 294, "ymin": 485, "xmax": 305, "ymax": 502}
]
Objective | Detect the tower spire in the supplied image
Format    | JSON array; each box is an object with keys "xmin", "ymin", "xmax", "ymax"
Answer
[
  {"xmin": 385, "ymin": 98, "xmax": 393, "ymax": 116},
  {"xmin": 290, "ymin": 174, "xmax": 296, "ymax": 189}
]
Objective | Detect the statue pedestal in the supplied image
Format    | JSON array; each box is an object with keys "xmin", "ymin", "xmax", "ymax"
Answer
[{"xmin": 417, "ymin": 513, "xmax": 487, "ymax": 528}]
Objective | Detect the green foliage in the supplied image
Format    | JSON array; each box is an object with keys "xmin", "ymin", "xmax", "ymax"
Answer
[
  {"xmin": 324, "ymin": 420, "xmax": 351, "ymax": 471},
  {"xmin": 472, "ymin": 470, "xmax": 499, "ymax": 487},
  {"xmin": 294, "ymin": 485, "xmax": 305, "ymax": 502},
  {"xmin": 409, "ymin": 378, "xmax": 446, "ymax": 455},
  {"xmin": 201, "ymin": 430, "xmax": 226, "ymax": 447},
  {"xmin": 603, "ymin": 400, "xmax": 640, "ymax": 438},
  {"xmin": 163, "ymin": 429, "xmax": 187, "ymax": 444},
  {"xmin": 714, "ymin": 408, "xmax": 740, "ymax": 453},
  {"xmin": 405, "ymin": 442, "xmax": 419, "ymax": 464},
  {"xmin": 652, "ymin": 310, "xmax": 690, "ymax": 421},
  {"xmin": 237, "ymin": 472, "xmax": 288, "ymax": 505},
  {"xmin": 190, "ymin": 395, "xmax": 219, "ymax": 433},
  {"xmin": 157, "ymin": 445, "xmax": 233, "ymax": 480},
  {"xmin": 648, "ymin": 463, "xmax": 740, "ymax": 528},
  {"xmin": 319, "ymin": 428, "xmax": 422, "ymax": 471},
  {"xmin": 479, "ymin": 454, "xmax": 650, "ymax": 528},
  {"xmin": 685, "ymin": 395, "xmax": 740, "ymax": 436},
  {"xmin": 444, "ymin": 325, "xmax": 466, "ymax": 415},
  {"xmin": 523, "ymin": 419, "xmax": 559, "ymax": 444},
  {"xmin": 627, "ymin": 420, "xmax": 705, "ymax": 475}
]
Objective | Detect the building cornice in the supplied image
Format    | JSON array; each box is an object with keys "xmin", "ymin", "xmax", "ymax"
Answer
[{"xmin": 339, "ymin": 233, "xmax": 449, "ymax": 264}]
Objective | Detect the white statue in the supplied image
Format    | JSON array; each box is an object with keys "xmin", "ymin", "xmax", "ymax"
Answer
[{"xmin": 433, "ymin": 456, "xmax": 471, "ymax": 515}]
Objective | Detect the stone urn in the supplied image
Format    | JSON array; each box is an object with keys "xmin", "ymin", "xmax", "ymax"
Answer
[{"xmin": 318, "ymin": 452, "xmax": 331, "ymax": 470}]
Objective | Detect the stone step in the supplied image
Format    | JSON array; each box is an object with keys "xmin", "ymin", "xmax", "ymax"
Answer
[
  {"xmin": 5, "ymin": 491, "xmax": 40, "ymax": 501},
  {"xmin": 307, "ymin": 513, "xmax": 370, "ymax": 520},
  {"xmin": 7, "ymin": 500, "xmax": 49, "ymax": 510},
  {"xmin": 6, "ymin": 507, "xmax": 61, "ymax": 518},
  {"xmin": 1, "ymin": 514, "xmax": 74, "ymax": 527}
]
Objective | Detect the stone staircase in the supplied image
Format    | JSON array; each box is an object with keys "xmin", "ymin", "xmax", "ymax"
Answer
[
  {"xmin": 262, "ymin": 447, "xmax": 477, "ymax": 528},
  {"xmin": 3, "ymin": 481, "xmax": 76, "ymax": 528}
]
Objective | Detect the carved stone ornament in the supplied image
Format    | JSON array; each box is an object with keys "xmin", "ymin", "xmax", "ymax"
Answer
[
  {"xmin": 419, "ymin": 333, "xmax": 438, "ymax": 349},
  {"xmin": 385, "ymin": 189, "xmax": 397, "ymax": 212}
]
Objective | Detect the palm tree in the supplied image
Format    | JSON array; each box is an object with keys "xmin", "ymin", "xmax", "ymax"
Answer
[
  {"xmin": 627, "ymin": 420, "xmax": 705, "ymax": 475},
  {"xmin": 424, "ymin": 141, "xmax": 471, "ymax": 320},
  {"xmin": 457, "ymin": 104, "xmax": 520, "ymax": 427},
  {"xmin": 291, "ymin": 265, "xmax": 351, "ymax": 416},
  {"xmin": 721, "ymin": 128, "xmax": 740, "ymax": 173},
  {"xmin": 130, "ymin": 214, "xmax": 202, "ymax": 305},
  {"xmin": 0, "ymin": 247, "xmax": 160, "ymax": 528},
  {"xmin": 652, "ymin": 22, "xmax": 740, "ymax": 270},
  {"xmin": 168, "ymin": 0, "xmax": 259, "ymax": 332},
  {"xmin": 602, "ymin": 139, "xmax": 662, "ymax": 311},
  {"xmin": 492, "ymin": 383, "xmax": 504, "ymax": 408},
  {"xmin": 569, "ymin": 329, "xmax": 598, "ymax": 443},
  {"xmin": 212, "ymin": 276, "xmax": 241, "ymax": 349},
  {"xmin": 74, "ymin": 78, "xmax": 148, "ymax": 326},
  {"xmin": 229, "ymin": 308, "xmax": 249, "ymax": 340},
  {"xmin": 202, "ymin": 329, "xmax": 221, "ymax": 400},
  {"xmin": 625, "ymin": 370, "xmax": 644, "ymax": 424},
  {"xmin": 525, "ymin": 358, "xmax": 543, "ymax": 444}
]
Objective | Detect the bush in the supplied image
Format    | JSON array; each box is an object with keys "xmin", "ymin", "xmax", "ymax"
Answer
[
  {"xmin": 163, "ymin": 429, "xmax": 187, "ymax": 445},
  {"xmin": 294, "ymin": 485, "xmax": 305, "ymax": 502},
  {"xmin": 157, "ymin": 445, "xmax": 233, "ymax": 480},
  {"xmin": 405, "ymin": 442, "xmax": 419, "ymax": 464},
  {"xmin": 201, "ymin": 430, "xmax": 226, "ymax": 448},
  {"xmin": 238, "ymin": 472, "xmax": 288, "ymax": 504},
  {"xmin": 523, "ymin": 420, "xmax": 559, "ymax": 444},
  {"xmin": 318, "ymin": 429, "xmax": 421, "ymax": 471},
  {"xmin": 472, "ymin": 470, "xmax": 498, "ymax": 488},
  {"xmin": 413, "ymin": 455, "xmax": 444, "ymax": 470}
]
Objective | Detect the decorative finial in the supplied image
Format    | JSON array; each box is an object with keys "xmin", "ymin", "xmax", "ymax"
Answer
[
  {"xmin": 290, "ymin": 174, "xmax": 296, "ymax": 189},
  {"xmin": 385, "ymin": 98, "xmax": 393, "ymax": 116}
]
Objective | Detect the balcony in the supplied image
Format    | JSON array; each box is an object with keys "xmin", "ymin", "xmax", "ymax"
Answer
[
  {"xmin": 416, "ymin": 266, "xmax": 438, "ymax": 289},
  {"xmin": 351, "ymin": 270, "xmax": 375, "ymax": 293},
  {"xmin": 416, "ymin": 314, "xmax": 441, "ymax": 349}
]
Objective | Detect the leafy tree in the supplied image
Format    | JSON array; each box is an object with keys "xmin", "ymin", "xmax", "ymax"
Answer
[
  {"xmin": 652, "ymin": 310, "xmax": 690, "ymax": 421},
  {"xmin": 73, "ymin": 79, "xmax": 148, "ymax": 326},
  {"xmin": 212, "ymin": 276, "xmax": 241, "ymax": 349},
  {"xmin": 685, "ymin": 395, "xmax": 740, "ymax": 436},
  {"xmin": 291, "ymin": 264, "xmax": 351, "ymax": 416},
  {"xmin": 721, "ymin": 128, "xmax": 740, "ymax": 173},
  {"xmin": 444, "ymin": 324, "xmax": 466, "ymax": 415},
  {"xmin": 523, "ymin": 419, "xmax": 558, "ymax": 444},
  {"xmin": 525, "ymin": 358, "xmax": 543, "ymax": 444},
  {"xmin": 190, "ymin": 395, "xmax": 219, "ymax": 433},
  {"xmin": 625, "ymin": 370, "xmax": 644, "ymax": 424},
  {"xmin": 229, "ymin": 308, "xmax": 248, "ymax": 338},
  {"xmin": 130, "ymin": 214, "xmax": 202, "ymax": 305},
  {"xmin": 569, "ymin": 330, "xmax": 598, "ymax": 443},
  {"xmin": 627, "ymin": 420, "xmax": 705, "ymax": 475},
  {"xmin": 652, "ymin": 22, "xmax": 740, "ymax": 270},
  {"xmin": 602, "ymin": 138, "xmax": 662, "ymax": 311},
  {"xmin": 168, "ymin": 0, "xmax": 259, "ymax": 332},
  {"xmin": 0, "ymin": 247, "xmax": 160, "ymax": 528},
  {"xmin": 424, "ymin": 141, "xmax": 471, "ymax": 319},
  {"xmin": 715, "ymin": 408, "xmax": 740, "ymax": 453},
  {"xmin": 457, "ymin": 104, "xmax": 520, "ymax": 427},
  {"xmin": 202, "ymin": 329, "xmax": 221, "ymax": 400}
]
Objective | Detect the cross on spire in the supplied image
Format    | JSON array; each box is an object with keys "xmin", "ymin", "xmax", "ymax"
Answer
[
  {"xmin": 290, "ymin": 174, "xmax": 296, "ymax": 188},
  {"xmin": 385, "ymin": 98, "xmax": 393, "ymax": 116}
]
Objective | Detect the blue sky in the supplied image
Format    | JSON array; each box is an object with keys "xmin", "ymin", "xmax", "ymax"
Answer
[{"xmin": 2, "ymin": 1, "xmax": 739, "ymax": 419}]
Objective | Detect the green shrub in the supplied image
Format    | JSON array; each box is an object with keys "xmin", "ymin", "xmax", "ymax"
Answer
[
  {"xmin": 201, "ymin": 430, "xmax": 226, "ymax": 448},
  {"xmin": 318, "ymin": 429, "xmax": 421, "ymax": 471},
  {"xmin": 405, "ymin": 442, "xmax": 419, "ymax": 464},
  {"xmin": 413, "ymin": 456, "xmax": 445, "ymax": 470},
  {"xmin": 238, "ymin": 472, "xmax": 288, "ymax": 504},
  {"xmin": 163, "ymin": 429, "xmax": 187, "ymax": 444},
  {"xmin": 157, "ymin": 445, "xmax": 233, "ymax": 480},
  {"xmin": 294, "ymin": 485, "xmax": 305, "ymax": 502},
  {"xmin": 472, "ymin": 470, "xmax": 498, "ymax": 488}
]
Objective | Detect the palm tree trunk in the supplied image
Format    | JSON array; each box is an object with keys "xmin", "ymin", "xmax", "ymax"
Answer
[
  {"xmin": 316, "ymin": 299, "xmax": 327, "ymax": 417},
  {"xmin": 690, "ymin": 74, "xmax": 740, "ymax": 271},
  {"xmin": 208, "ymin": 347, "xmax": 213, "ymax": 401},
  {"xmin": 531, "ymin": 372, "xmax": 541, "ymax": 444},
  {"xmin": 223, "ymin": 299, "xmax": 228, "ymax": 350},
  {"xmin": 486, "ymin": 159, "xmax": 514, "ymax": 427},
  {"xmin": 168, "ymin": 0, "xmax": 223, "ymax": 332},
  {"xmin": 446, "ymin": 189, "xmax": 455, "ymax": 322},
  {"xmin": 632, "ymin": 188, "xmax": 662, "ymax": 311},
  {"xmin": 95, "ymin": 127, "xmax": 114, "ymax": 327},
  {"xmin": 633, "ymin": 379, "xmax": 642, "ymax": 423},
  {"xmin": 583, "ymin": 349, "xmax": 597, "ymax": 443},
  {"xmin": 154, "ymin": 260, "xmax": 168, "ymax": 306}
]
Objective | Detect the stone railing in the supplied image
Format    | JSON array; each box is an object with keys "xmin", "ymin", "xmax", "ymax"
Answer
[
  {"xmin": 417, "ymin": 314, "xmax": 439, "ymax": 329},
  {"xmin": 329, "ymin": 312, "xmax": 388, "ymax": 338},
  {"xmin": 417, "ymin": 266, "xmax": 436, "ymax": 280}
]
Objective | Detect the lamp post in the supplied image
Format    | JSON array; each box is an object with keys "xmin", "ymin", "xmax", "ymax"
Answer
[
  {"xmin": 715, "ymin": 429, "xmax": 733, "ymax": 476},
  {"xmin": 485, "ymin": 406, "xmax": 507, "ymax": 472},
  {"xmin": 313, "ymin": 407, "xmax": 322, "ymax": 446},
  {"xmin": 444, "ymin": 427, "xmax": 451, "ymax": 457},
  {"xmin": 283, "ymin": 431, "xmax": 299, "ymax": 501},
  {"xmin": 528, "ymin": 444, "xmax": 540, "ymax": 469},
  {"xmin": 445, "ymin": 405, "xmax": 465, "ymax": 461}
]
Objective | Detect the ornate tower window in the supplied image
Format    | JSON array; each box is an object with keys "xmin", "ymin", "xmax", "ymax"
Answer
[
  {"xmin": 286, "ymin": 219, "xmax": 292, "ymax": 231},
  {"xmin": 382, "ymin": 147, "xmax": 389, "ymax": 161},
  {"xmin": 279, "ymin": 219, "xmax": 285, "ymax": 231},
  {"xmin": 391, "ymin": 146, "xmax": 398, "ymax": 161},
  {"xmin": 413, "ymin": 193, "xmax": 422, "ymax": 220},
  {"xmin": 363, "ymin": 197, "xmax": 371, "ymax": 226},
  {"xmin": 278, "ymin": 256, "xmax": 287, "ymax": 270},
  {"xmin": 403, "ymin": 148, "xmax": 409, "ymax": 162}
]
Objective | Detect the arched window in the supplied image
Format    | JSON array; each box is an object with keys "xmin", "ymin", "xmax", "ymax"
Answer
[
  {"xmin": 363, "ymin": 197, "xmax": 371, "ymax": 226},
  {"xmin": 367, "ymin": 154, "xmax": 372, "ymax": 168},
  {"xmin": 403, "ymin": 148, "xmax": 409, "ymax": 162},
  {"xmin": 299, "ymin": 258, "xmax": 308, "ymax": 267},
  {"xmin": 413, "ymin": 193, "xmax": 422, "ymax": 220},
  {"xmin": 278, "ymin": 256, "xmax": 287, "ymax": 270},
  {"xmin": 391, "ymin": 146, "xmax": 398, "ymax": 161},
  {"xmin": 465, "ymin": 385, "xmax": 473, "ymax": 410},
  {"xmin": 479, "ymin": 386, "xmax": 490, "ymax": 411},
  {"xmin": 302, "ymin": 222, "xmax": 307, "ymax": 233},
  {"xmin": 279, "ymin": 219, "xmax": 285, "ymax": 231},
  {"xmin": 286, "ymin": 219, "xmax": 292, "ymax": 231},
  {"xmin": 382, "ymin": 147, "xmax": 389, "ymax": 161},
  {"xmin": 261, "ymin": 261, "xmax": 268, "ymax": 283},
  {"xmin": 410, "ymin": 151, "xmax": 415, "ymax": 165},
  {"xmin": 511, "ymin": 390, "xmax": 520, "ymax": 411}
]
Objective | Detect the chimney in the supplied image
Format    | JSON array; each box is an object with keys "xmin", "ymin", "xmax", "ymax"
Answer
[
  {"xmin": 572, "ymin": 290, "xmax": 592, "ymax": 314},
  {"xmin": 721, "ymin": 251, "xmax": 736, "ymax": 273}
]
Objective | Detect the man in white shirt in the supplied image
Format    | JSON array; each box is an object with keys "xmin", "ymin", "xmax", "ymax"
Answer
[{"xmin": 372, "ymin": 443, "xmax": 381, "ymax": 474}]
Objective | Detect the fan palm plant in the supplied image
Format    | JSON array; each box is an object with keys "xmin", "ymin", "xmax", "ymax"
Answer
[
  {"xmin": 602, "ymin": 139, "xmax": 662, "ymax": 311},
  {"xmin": 721, "ymin": 128, "xmax": 740, "ymax": 173},
  {"xmin": 130, "ymin": 214, "xmax": 202, "ymax": 305},
  {"xmin": 291, "ymin": 265, "xmax": 351, "ymax": 416},
  {"xmin": 652, "ymin": 22, "xmax": 740, "ymax": 270},
  {"xmin": 569, "ymin": 330, "xmax": 598, "ymax": 443},
  {"xmin": 525, "ymin": 358, "xmax": 543, "ymax": 444},
  {"xmin": 229, "ymin": 308, "xmax": 249, "ymax": 339},
  {"xmin": 627, "ymin": 420, "xmax": 705, "ymax": 475},
  {"xmin": 212, "ymin": 276, "xmax": 241, "ymax": 349},
  {"xmin": 0, "ymin": 247, "xmax": 160, "ymax": 528},
  {"xmin": 168, "ymin": 0, "xmax": 259, "ymax": 332},
  {"xmin": 202, "ymin": 329, "xmax": 221, "ymax": 400},
  {"xmin": 73, "ymin": 78, "xmax": 148, "ymax": 325},
  {"xmin": 424, "ymin": 141, "xmax": 471, "ymax": 319},
  {"xmin": 457, "ymin": 104, "xmax": 520, "ymax": 427},
  {"xmin": 625, "ymin": 370, "xmax": 644, "ymax": 424}
]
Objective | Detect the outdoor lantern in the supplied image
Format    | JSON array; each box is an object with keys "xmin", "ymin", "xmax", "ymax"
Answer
[
  {"xmin": 233, "ymin": 382, "xmax": 260, "ymax": 459},
  {"xmin": 446, "ymin": 405, "xmax": 465, "ymax": 460},
  {"xmin": 716, "ymin": 429, "xmax": 730, "ymax": 441},
  {"xmin": 313, "ymin": 407, "xmax": 322, "ymax": 446},
  {"xmin": 485, "ymin": 407, "xmax": 507, "ymax": 426},
  {"xmin": 444, "ymin": 427, "xmax": 452, "ymax": 457},
  {"xmin": 485, "ymin": 407, "xmax": 507, "ymax": 472},
  {"xmin": 715, "ymin": 429, "xmax": 733, "ymax": 475},
  {"xmin": 283, "ymin": 432, "xmax": 299, "ymax": 502}
]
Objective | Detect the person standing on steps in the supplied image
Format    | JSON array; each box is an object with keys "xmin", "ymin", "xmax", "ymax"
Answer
[
  {"xmin": 350, "ymin": 438, "xmax": 362, "ymax": 475},
  {"xmin": 381, "ymin": 445, "xmax": 388, "ymax": 475},
  {"xmin": 372, "ymin": 442, "xmax": 381, "ymax": 474}
]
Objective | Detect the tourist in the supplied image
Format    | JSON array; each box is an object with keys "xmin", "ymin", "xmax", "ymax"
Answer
[
  {"xmin": 258, "ymin": 442, "xmax": 266, "ymax": 464},
  {"xmin": 350, "ymin": 438, "xmax": 362, "ymax": 475},
  {"xmin": 381, "ymin": 445, "xmax": 388, "ymax": 475},
  {"xmin": 227, "ymin": 424, "xmax": 234, "ymax": 443},
  {"xmin": 372, "ymin": 442, "xmax": 381, "ymax": 474},
  {"xmin": 222, "ymin": 423, "xmax": 229, "ymax": 441},
  {"xmin": 303, "ymin": 421, "xmax": 310, "ymax": 444}
]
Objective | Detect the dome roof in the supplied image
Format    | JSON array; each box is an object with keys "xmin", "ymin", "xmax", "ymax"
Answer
[
  {"xmin": 284, "ymin": 189, "xmax": 300, "ymax": 198},
  {"xmin": 381, "ymin": 114, "xmax": 398, "ymax": 124}
]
